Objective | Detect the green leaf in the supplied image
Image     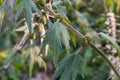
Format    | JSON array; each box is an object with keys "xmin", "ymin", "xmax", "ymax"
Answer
[
  {"xmin": 41, "ymin": 22, "xmax": 70, "ymax": 66},
  {"xmin": 68, "ymin": 29, "xmax": 77, "ymax": 47},
  {"xmin": 15, "ymin": 0, "xmax": 41, "ymax": 34},
  {"xmin": 82, "ymin": 46, "xmax": 92, "ymax": 75},
  {"xmin": 15, "ymin": 0, "xmax": 24, "ymax": 20},
  {"xmin": 74, "ymin": 11, "xmax": 90, "ymax": 27},
  {"xmin": 14, "ymin": 0, "xmax": 22, "ymax": 11},
  {"xmin": 29, "ymin": 0, "xmax": 42, "ymax": 16},
  {"xmin": 51, "ymin": 48, "xmax": 83, "ymax": 80},
  {"xmin": 56, "ymin": 6, "xmax": 67, "ymax": 17},
  {"xmin": 99, "ymin": 32, "xmax": 120, "ymax": 58},
  {"xmin": 23, "ymin": 0, "xmax": 32, "ymax": 34}
]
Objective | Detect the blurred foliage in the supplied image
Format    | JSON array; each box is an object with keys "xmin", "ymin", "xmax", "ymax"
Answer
[{"xmin": 0, "ymin": 0, "xmax": 120, "ymax": 80}]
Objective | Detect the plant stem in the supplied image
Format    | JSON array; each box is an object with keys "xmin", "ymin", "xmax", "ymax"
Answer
[{"xmin": 43, "ymin": 4, "xmax": 120, "ymax": 78}]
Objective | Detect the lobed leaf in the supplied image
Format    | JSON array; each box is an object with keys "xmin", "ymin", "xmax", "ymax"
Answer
[
  {"xmin": 41, "ymin": 22, "xmax": 70, "ymax": 66},
  {"xmin": 52, "ymin": 48, "xmax": 83, "ymax": 80},
  {"xmin": 22, "ymin": 46, "xmax": 46, "ymax": 76},
  {"xmin": 15, "ymin": 0, "xmax": 41, "ymax": 34}
]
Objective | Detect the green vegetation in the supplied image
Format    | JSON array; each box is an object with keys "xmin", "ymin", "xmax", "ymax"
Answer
[{"xmin": 0, "ymin": 0, "xmax": 120, "ymax": 80}]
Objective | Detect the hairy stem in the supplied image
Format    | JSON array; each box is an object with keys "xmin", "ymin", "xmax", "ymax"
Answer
[{"xmin": 43, "ymin": 4, "xmax": 120, "ymax": 78}]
